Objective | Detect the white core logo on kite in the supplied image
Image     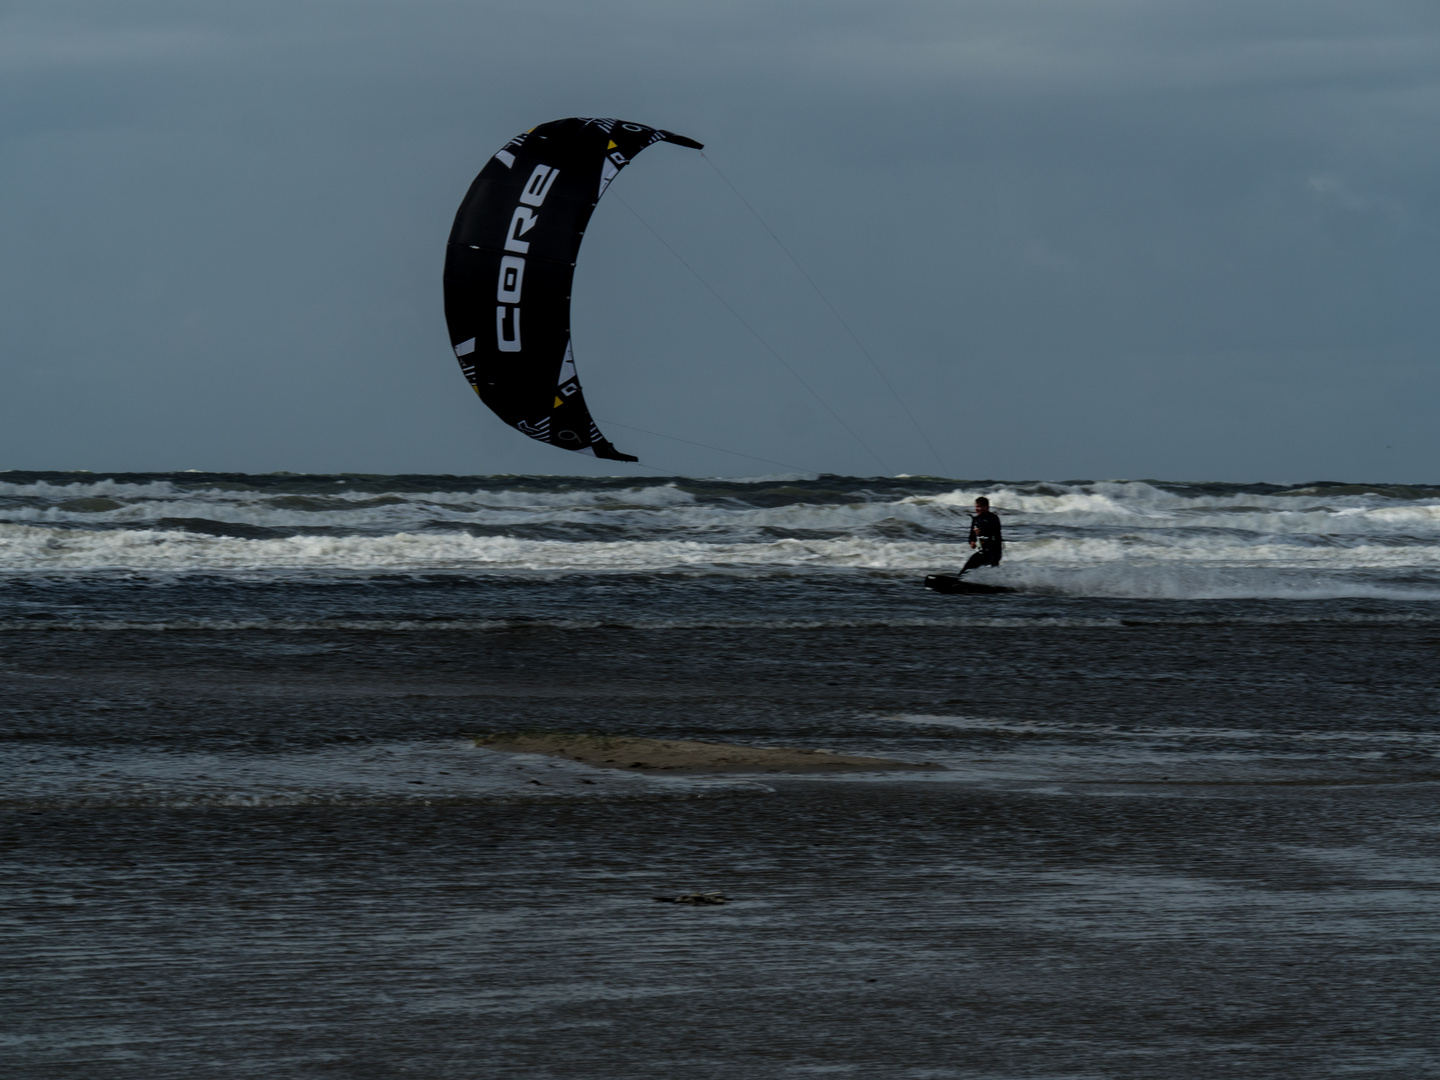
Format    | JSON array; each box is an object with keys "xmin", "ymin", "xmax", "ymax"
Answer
[
  {"xmin": 495, "ymin": 164, "xmax": 559, "ymax": 354},
  {"xmin": 504, "ymin": 208, "xmax": 537, "ymax": 254},
  {"xmin": 496, "ymin": 257, "xmax": 525, "ymax": 302},
  {"xmin": 495, "ymin": 306, "xmax": 520, "ymax": 352},
  {"xmin": 519, "ymin": 165, "xmax": 560, "ymax": 207}
]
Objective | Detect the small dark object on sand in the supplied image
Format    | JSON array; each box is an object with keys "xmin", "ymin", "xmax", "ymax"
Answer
[{"xmin": 655, "ymin": 892, "xmax": 728, "ymax": 905}]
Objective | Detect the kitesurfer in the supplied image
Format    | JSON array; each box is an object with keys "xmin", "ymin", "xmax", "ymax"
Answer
[{"xmin": 960, "ymin": 496, "xmax": 1003, "ymax": 575}]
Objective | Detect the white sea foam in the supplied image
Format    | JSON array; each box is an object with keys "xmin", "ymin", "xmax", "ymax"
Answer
[
  {"xmin": 7, "ymin": 477, "xmax": 1439, "ymax": 541},
  {"xmin": 914, "ymin": 482, "xmax": 1440, "ymax": 537},
  {"xmin": 0, "ymin": 525, "xmax": 940, "ymax": 570},
  {"xmin": 1, "ymin": 522, "xmax": 1435, "ymax": 578}
]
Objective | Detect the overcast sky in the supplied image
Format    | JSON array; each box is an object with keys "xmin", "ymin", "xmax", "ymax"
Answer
[{"xmin": 2, "ymin": 0, "xmax": 1437, "ymax": 481}]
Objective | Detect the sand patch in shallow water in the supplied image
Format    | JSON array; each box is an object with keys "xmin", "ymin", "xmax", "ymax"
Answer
[{"xmin": 473, "ymin": 732, "xmax": 941, "ymax": 774}]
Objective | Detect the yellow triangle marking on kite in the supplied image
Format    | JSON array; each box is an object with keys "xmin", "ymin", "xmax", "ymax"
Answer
[
  {"xmin": 607, "ymin": 140, "xmax": 617, "ymax": 149},
  {"xmin": 554, "ymin": 396, "xmax": 563, "ymax": 408}
]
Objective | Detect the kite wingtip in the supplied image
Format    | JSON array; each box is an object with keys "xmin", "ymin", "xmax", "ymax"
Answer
[
  {"xmin": 660, "ymin": 131, "xmax": 704, "ymax": 151},
  {"xmin": 593, "ymin": 442, "xmax": 640, "ymax": 463}
]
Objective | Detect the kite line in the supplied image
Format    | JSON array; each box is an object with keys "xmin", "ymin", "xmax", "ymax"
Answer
[
  {"xmin": 700, "ymin": 152, "xmax": 952, "ymax": 478},
  {"xmin": 612, "ymin": 193, "xmax": 893, "ymax": 476}
]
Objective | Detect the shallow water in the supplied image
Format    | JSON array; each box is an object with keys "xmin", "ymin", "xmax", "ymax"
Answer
[{"xmin": 3, "ymin": 472, "xmax": 1439, "ymax": 1077}]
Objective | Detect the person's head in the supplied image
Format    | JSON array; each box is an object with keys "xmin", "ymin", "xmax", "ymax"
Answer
[{"xmin": 974, "ymin": 496, "xmax": 989, "ymax": 512}]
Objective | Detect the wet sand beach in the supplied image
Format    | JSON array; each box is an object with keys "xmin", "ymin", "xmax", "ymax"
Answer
[
  {"xmin": 6, "ymin": 607, "xmax": 1440, "ymax": 1078},
  {"xmin": 11, "ymin": 778, "xmax": 1440, "ymax": 1079}
]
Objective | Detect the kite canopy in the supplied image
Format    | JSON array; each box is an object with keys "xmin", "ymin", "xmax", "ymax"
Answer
[{"xmin": 443, "ymin": 117, "xmax": 704, "ymax": 462}]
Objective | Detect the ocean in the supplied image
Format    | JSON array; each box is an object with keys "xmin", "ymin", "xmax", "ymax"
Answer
[{"xmin": 4, "ymin": 471, "xmax": 1440, "ymax": 1077}]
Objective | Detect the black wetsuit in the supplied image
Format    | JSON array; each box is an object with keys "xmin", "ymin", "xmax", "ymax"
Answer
[{"xmin": 962, "ymin": 510, "xmax": 1003, "ymax": 574}]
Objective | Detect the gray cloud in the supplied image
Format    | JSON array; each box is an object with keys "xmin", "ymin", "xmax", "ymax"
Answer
[{"xmin": 1, "ymin": 0, "xmax": 1437, "ymax": 480}]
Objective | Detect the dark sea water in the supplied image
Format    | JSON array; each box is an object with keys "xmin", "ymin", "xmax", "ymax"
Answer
[{"xmin": 4, "ymin": 472, "xmax": 1440, "ymax": 1077}]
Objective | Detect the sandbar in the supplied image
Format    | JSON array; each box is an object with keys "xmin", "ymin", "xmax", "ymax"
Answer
[{"xmin": 473, "ymin": 732, "xmax": 942, "ymax": 774}]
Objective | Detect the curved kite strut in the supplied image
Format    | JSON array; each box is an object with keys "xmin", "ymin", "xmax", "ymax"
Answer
[{"xmin": 443, "ymin": 118, "xmax": 704, "ymax": 461}]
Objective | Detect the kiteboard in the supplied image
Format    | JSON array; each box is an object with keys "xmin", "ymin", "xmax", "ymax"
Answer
[{"xmin": 924, "ymin": 574, "xmax": 1016, "ymax": 595}]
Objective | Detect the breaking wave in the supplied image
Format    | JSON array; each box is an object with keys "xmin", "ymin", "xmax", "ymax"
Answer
[{"xmin": 2, "ymin": 471, "xmax": 1438, "ymax": 599}]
